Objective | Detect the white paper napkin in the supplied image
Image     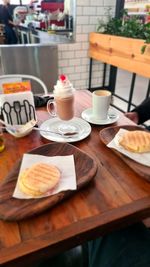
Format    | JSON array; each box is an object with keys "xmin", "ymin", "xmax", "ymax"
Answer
[
  {"xmin": 107, "ymin": 128, "xmax": 150, "ymax": 167},
  {"xmin": 13, "ymin": 154, "xmax": 76, "ymax": 199}
]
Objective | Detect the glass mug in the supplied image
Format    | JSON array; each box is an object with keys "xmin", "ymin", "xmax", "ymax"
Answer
[
  {"xmin": 47, "ymin": 94, "xmax": 74, "ymax": 121},
  {"xmin": 47, "ymin": 95, "xmax": 77, "ymax": 134}
]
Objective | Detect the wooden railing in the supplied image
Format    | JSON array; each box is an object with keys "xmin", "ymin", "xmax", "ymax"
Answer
[{"xmin": 88, "ymin": 32, "xmax": 150, "ymax": 112}]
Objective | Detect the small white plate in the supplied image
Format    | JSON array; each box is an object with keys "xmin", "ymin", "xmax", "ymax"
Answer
[
  {"xmin": 81, "ymin": 107, "xmax": 119, "ymax": 125},
  {"xmin": 39, "ymin": 117, "xmax": 91, "ymax": 142}
]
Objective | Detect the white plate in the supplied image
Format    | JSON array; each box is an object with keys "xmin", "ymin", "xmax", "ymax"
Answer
[
  {"xmin": 81, "ymin": 107, "xmax": 119, "ymax": 125},
  {"xmin": 39, "ymin": 117, "xmax": 91, "ymax": 142}
]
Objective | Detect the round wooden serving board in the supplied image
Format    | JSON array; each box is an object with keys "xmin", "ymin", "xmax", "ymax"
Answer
[
  {"xmin": 100, "ymin": 125, "xmax": 150, "ymax": 182},
  {"xmin": 0, "ymin": 143, "xmax": 98, "ymax": 221}
]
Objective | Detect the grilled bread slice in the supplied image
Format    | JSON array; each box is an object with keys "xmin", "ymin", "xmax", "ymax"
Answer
[
  {"xmin": 119, "ymin": 130, "xmax": 150, "ymax": 153},
  {"xmin": 19, "ymin": 163, "xmax": 60, "ymax": 196}
]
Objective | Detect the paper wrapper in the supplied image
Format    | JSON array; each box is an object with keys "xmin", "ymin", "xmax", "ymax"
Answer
[
  {"xmin": 13, "ymin": 154, "xmax": 76, "ymax": 199},
  {"xmin": 107, "ymin": 128, "xmax": 150, "ymax": 167}
]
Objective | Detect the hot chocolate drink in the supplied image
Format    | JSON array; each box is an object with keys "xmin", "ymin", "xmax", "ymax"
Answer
[
  {"xmin": 54, "ymin": 74, "xmax": 75, "ymax": 121},
  {"xmin": 47, "ymin": 75, "xmax": 77, "ymax": 134},
  {"xmin": 55, "ymin": 95, "xmax": 74, "ymax": 120}
]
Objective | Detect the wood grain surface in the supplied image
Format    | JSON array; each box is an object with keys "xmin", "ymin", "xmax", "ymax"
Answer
[
  {"xmin": 100, "ymin": 125, "xmax": 150, "ymax": 182},
  {"xmin": 89, "ymin": 33, "xmax": 150, "ymax": 79},
  {"xmin": 0, "ymin": 142, "xmax": 97, "ymax": 221}
]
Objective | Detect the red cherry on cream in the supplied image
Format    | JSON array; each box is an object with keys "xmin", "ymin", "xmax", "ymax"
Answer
[{"xmin": 60, "ymin": 74, "xmax": 66, "ymax": 82}]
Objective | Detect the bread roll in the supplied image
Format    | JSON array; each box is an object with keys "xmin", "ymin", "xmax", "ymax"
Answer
[
  {"xmin": 119, "ymin": 130, "xmax": 150, "ymax": 153},
  {"xmin": 19, "ymin": 163, "xmax": 60, "ymax": 196}
]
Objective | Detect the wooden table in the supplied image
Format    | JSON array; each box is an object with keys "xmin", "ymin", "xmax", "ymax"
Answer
[{"xmin": 0, "ymin": 90, "xmax": 150, "ymax": 267}]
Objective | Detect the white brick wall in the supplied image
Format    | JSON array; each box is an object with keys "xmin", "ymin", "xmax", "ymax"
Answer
[{"xmin": 58, "ymin": 0, "xmax": 116, "ymax": 90}]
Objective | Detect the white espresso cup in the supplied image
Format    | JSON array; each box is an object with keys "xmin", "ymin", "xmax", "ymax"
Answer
[{"xmin": 92, "ymin": 90, "xmax": 111, "ymax": 120}]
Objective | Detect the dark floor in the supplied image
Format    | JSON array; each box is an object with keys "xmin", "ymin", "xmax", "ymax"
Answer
[{"xmin": 37, "ymin": 245, "xmax": 88, "ymax": 267}]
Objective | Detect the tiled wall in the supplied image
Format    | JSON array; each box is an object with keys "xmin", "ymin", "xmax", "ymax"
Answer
[{"xmin": 58, "ymin": 0, "xmax": 116, "ymax": 90}]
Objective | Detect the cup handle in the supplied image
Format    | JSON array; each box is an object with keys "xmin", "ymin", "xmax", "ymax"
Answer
[{"xmin": 47, "ymin": 99, "xmax": 57, "ymax": 117}]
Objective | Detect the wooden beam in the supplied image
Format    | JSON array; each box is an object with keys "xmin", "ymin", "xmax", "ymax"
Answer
[{"xmin": 89, "ymin": 32, "xmax": 150, "ymax": 78}]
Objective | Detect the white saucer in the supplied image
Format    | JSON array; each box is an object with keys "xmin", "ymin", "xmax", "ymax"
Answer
[
  {"xmin": 81, "ymin": 107, "xmax": 119, "ymax": 125},
  {"xmin": 39, "ymin": 117, "xmax": 91, "ymax": 142}
]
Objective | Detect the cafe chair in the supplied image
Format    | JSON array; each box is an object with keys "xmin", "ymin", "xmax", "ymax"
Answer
[{"xmin": 0, "ymin": 74, "xmax": 48, "ymax": 95}]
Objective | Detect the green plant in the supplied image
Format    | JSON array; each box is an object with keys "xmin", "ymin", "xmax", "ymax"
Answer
[{"xmin": 96, "ymin": 9, "xmax": 150, "ymax": 54}]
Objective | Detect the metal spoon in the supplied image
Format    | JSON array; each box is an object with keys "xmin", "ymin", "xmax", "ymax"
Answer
[
  {"xmin": 0, "ymin": 125, "xmax": 78, "ymax": 137},
  {"xmin": 0, "ymin": 119, "xmax": 78, "ymax": 137},
  {"xmin": 32, "ymin": 127, "xmax": 79, "ymax": 136}
]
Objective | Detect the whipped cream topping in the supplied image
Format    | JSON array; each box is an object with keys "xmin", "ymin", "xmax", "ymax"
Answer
[{"xmin": 54, "ymin": 75, "xmax": 75, "ymax": 98}]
